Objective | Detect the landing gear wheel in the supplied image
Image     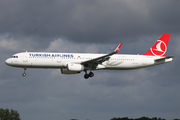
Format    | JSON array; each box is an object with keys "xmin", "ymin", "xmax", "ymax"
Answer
[
  {"xmin": 84, "ymin": 74, "xmax": 89, "ymax": 79},
  {"xmin": 22, "ymin": 68, "xmax": 27, "ymax": 77},
  {"xmin": 22, "ymin": 73, "xmax": 26, "ymax": 77},
  {"xmin": 89, "ymin": 72, "xmax": 94, "ymax": 77}
]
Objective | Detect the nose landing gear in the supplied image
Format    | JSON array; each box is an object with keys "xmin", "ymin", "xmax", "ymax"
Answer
[{"xmin": 22, "ymin": 68, "xmax": 26, "ymax": 77}]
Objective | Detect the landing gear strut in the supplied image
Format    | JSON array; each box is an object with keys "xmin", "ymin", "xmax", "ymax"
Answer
[
  {"xmin": 22, "ymin": 68, "xmax": 26, "ymax": 77},
  {"xmin": 84, "ymin": 70, "xmax": 94, "ymax": 79}
]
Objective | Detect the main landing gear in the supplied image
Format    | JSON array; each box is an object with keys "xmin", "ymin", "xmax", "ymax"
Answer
[
  {"xmin": 84, "ymin": 70, "xmax": 94, "ymax": 79},
  {"xmin": 22, "ymin": 68, "xmax": 26, "ymax": 77}
]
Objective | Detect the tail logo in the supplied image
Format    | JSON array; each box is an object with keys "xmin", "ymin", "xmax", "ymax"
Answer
[{"xmin": 150, "ymin": 40, "xmax": 167, "ymax": 56}]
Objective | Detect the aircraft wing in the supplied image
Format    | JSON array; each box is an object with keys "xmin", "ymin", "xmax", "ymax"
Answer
[{"xmin": 80, "ymin": 43, "xmax": 122, "ymax": 68}]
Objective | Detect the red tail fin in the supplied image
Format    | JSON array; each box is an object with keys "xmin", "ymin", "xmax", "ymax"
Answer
[{"xmin": 143, "ymin": 33, "xmax": 171, "ymax": 57}]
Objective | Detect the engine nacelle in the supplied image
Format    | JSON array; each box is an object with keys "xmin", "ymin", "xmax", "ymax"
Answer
[
  {"xmin": 61, "ymin": 68, "xmax": 80, "ymax": 74},
  {"xmin": 67, "ymin": 63, "xmax": 84, "ymax": 71}
]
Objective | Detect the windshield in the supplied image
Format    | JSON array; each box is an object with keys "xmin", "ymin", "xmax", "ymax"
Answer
[{"xmin": 11, "ymin": 56, "xmax": 18, "ymax": 58}]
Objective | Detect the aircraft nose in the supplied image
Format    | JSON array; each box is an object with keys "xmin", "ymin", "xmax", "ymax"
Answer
[{"xmin": 5, "ymin": 58, "xmax": 11, "ymax": 65}]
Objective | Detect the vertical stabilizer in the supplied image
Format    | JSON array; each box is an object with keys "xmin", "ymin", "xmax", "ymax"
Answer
[{"xmin": 143, "ymin": 33, "xmax": 170, "ymax": 57}]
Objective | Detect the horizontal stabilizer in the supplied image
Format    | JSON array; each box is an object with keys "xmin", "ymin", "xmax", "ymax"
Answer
[{"xmin": 155, "ymin": 56, "xmax": 174, "ymax": 62}]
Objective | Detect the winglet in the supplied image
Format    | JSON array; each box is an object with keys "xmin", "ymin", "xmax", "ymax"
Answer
[{"xmin": 114, "ymin": 43, "xmax": 122, "ymax": 52}]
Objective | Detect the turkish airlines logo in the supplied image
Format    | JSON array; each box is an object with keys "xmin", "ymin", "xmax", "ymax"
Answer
[{"xmin": 150, "ymin": 40, "xmax": 167, "ymax": 56}]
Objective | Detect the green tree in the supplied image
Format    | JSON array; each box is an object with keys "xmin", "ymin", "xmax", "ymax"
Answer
[
  {"xmin": 111, "ymin": 117, "xmax": 120, "ymax": 120},
  {"xmin": 0, "ymin": 108, "xmax": 21, "ymax": 120}
]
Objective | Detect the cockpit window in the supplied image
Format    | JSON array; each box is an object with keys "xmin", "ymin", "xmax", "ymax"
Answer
[{"xmin": 11, "ymin": 56, "xmax": 18, "ymax": 58}]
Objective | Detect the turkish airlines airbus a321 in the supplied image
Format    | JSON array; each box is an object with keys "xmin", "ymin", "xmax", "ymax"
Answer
[{"xmin": 5, "ymin": 33, "xmax": 173, "ymax": 79}]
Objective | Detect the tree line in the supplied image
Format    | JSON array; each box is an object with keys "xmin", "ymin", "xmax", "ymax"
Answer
[
  {"xmin": 0, "ymin": 108, "xmax": 21, "ymax": 120},
  {"xmin": 111, "ymin": 117, "xmax": 180, "ymax": 120},
  {"xmin": 1, "ymin": 109, "xmax": 180, "ymax": 120},
  {"xmin": 70, "ymin": 117, "xmax": 180, "ymax": 120}
]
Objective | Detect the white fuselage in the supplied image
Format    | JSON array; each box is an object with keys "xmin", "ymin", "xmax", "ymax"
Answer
[{"xmin": 5, "ymin": 52, "xmax": 172, "ymax": 70}]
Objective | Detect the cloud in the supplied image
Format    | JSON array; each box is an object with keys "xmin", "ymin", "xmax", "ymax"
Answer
[
  {"xmin": 0, "ymin": 0, "xmax": 180, "ymax": 43},
  {"xmin": 0, "ymin": 1, "xmax": 180, "ymax": 120},
  {"xmin": 0, "ymin": 35, "xmax": 30, "ymax": 52}
]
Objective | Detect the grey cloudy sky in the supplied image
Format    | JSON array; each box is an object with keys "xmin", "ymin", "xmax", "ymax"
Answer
[{"xmin": 0, "ymin": 0, "xmax": 180, "ymax": 120}]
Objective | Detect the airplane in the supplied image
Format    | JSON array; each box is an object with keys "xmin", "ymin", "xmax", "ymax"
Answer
[{"xmin": 5, "ymin": 33, "xmax": 173, "ymax": 79}]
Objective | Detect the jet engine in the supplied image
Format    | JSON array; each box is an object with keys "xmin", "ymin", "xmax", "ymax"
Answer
[{"xmin": 67, "ymin": 63, "xmax": 84, "ymax": 71}]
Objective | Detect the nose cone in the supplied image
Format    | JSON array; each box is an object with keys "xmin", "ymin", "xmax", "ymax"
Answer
[{"xmin": 5, "ymin": 58, "xmax": 11, "ymax": 65}]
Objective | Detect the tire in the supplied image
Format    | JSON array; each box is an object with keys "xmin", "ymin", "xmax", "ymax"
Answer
[
  {"xmin": 22, "ymin": 73, "xmax": 26, "ymax": 77},
  {"xmin": 89, "ymin": 72, "xmax": 94, "ymax": 77},
  {"xmin": 84, "ymin": 74, "xmax": 89, "ymax": 79}
]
